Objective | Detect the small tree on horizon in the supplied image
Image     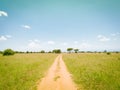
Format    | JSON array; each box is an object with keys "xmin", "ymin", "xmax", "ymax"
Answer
[
  {"xmin": 48, "ymin": 51, "xmax": 52, "ymax": 53},
  {"xmin": 52, "ymin": 49, "xmax": 61, "ymax": 53},
  {"xmin": 67, "ymin": 48, "xmax": 73, "ymax": 53},
  {"xmin": 74, "ymin": 49, "xmax": 79, "ymax": 53},
  {"xmin": 3, "ymin": 49, "xmax": 15, "ymax": 56},
  {"xmin": 26, "ymin": 51, "xmax": 29, "ymax": 53},
  {"xmin": 40, "ymin": 50, "xmax": 45, "ymax": 53}
]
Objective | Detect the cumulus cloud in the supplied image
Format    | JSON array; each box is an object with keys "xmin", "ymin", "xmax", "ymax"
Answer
[
  {"xmin": 0, "ymin": 11, "xmax": 8, "ymax": 17},
  {"xmin": 28, "ymin": 40, "xmax": 41, "ymax": 49},
  {"xmin": 34, "ymin": 39, "xmax": 40, "ymax": 43},
  {"xmin": 29, "ymin": 39, "xmax": 40, "ymax": 43},
  {"xmin": 47, "ymin": 41, "xmax": 55, "ymax": 45},
  {"xmin": 0, "ymin": 36, "xmax": 7, "ymax": 41},
  {"xmin": 28, "ymin": 42, "xmax": 40, "ymax": 48},
  {"xmin": 0, "ymin": 35, "xmax": 12, "ymax": 41},
  {"xmin": 22, "ymin": 25, "xmax": 31, "ymax": 30},
  {"xmin": 97, "ymin": 35, "xmax": 110, "ymax": 42}
]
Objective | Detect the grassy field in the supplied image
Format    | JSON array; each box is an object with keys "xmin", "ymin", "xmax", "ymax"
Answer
[
  {"xmin": 0, "ymin": 53, "xmax": 57, "ymax": 90},
  {"xmin": 63, "ymin": 53, "xmax": 120, "ymax": 90}
]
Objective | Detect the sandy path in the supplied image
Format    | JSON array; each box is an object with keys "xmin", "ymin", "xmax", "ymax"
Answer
[{"xmin": 37, "ymin": 54, "xmax": 77, "ymax": 90}]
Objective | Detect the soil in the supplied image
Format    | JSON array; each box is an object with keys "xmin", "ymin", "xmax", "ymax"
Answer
[{"xmin": 37, "ymin": 54, "xmax": 77, "ymax": 90}]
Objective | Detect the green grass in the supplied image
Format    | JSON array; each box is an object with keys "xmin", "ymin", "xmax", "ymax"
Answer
[
  {"xmin": 0, "ymin": 53, "xmax": 57, "ymax": 90},
  {"xmin": 63, "ymin": 53, "xmax": 120, "ymax": 90}
]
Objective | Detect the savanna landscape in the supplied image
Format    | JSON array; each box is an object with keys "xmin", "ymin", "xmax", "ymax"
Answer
[
  {"xmin": 0, "ymin": 0, "xmax": 120, "ymax": 90},
  {"xmin": 0, "ymin": 51, "xmax": 120, "ymax": 90}
]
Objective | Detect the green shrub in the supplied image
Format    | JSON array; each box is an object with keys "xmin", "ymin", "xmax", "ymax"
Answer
[
  {"xmin": 0, "ymin": 51, "xmax": 3, "ymax": 54},
  {"xmin": 3, "ymin": 49, "xmax": 15, "ymax": 56},
  {"xmin": 40, "ymin": 50, "xmax": 45, "ymax": 53},
  {"xmin": 106, "ymin": 52, "xmax": 111, "ymax": 55},
  {"xmin": 52, "ymin": 49, "xmax": 61, "ymax": 53}
]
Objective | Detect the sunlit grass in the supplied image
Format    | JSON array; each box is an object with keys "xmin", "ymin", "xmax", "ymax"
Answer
[
  {"xmin": 0, "ymin": 53, "xmax": 57, "ymax": 90},
  {"xmin": 63, "ymin": 53, "xmax": 120, "ymax": 90}
]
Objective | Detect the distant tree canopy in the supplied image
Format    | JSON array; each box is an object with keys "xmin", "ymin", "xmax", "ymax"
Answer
[
  {"xmin": 26, "ymin": 51, "xmax": 29, "ymax": 53},
  {"xmin": 67, "ymin": 48, "xmax": 73, "ymax": 53},
  {"xmin": 48, "ymin": 51, "xmax": 52, "ymax": 53},
  {"xmin": 0, "ymin": 51, "xmax": 3, "ymax": 54},
  {"xmin": 52, "ymin": 49, "xmax": 61, "ymax": 53},
  {"xmin": 74, "ymin": 49, "xmax": 79, "ymax": 53},
  {"xmin": 40, "ymin": 50, "xmax": 45, "ymax": 53},
  {"xmin": 3, "ymin": 49, "xmax": 15, "ymax": 56},
  {"xmin": 106, "ymin": 52, "xmax": 111, "ymax": 55},
  {"xmin": 104, "ymin": 50, "xmax": 107, "ymax": 53}
]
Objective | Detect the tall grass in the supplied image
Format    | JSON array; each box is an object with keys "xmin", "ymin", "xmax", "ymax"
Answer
[
  {"xmin": 0, "ymin": 53, "xmax": 57, "ymax": 90},
  {"xmin": 63, "ymin": 53, "xmax": 120, "ymax": 90}
]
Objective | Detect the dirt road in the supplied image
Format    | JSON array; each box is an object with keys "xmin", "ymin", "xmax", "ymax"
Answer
[{"xmin": 37, "ymin": 54, "xmax": 77, "ymax": 90}]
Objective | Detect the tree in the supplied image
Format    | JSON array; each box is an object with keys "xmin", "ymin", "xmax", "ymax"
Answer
[
  {"xmin": 52, "ymin": 49, "xmax": 61, "ymax": 53},
  {"xmin": 40, "ymin": 50, "xmax": 45, "ymax": 53},
  {"xmin": 26, "ymin": 51, "xmax": 29, "ymax": 53},
  {"xmin": 3, "ymin": 49, "xmax": 15, "ymax": 56},
  {"xmin": 107, "ymin": 52, "xmax": 111, "ymax": 55},
  {"xmin": 67, "ymin": 48, "xmax": 73, "ymax": 53},
  {"xmin": 48, "ymin": 51, "xmax": 52, "ymax": 53},
  {"xmin": 104, "ymin": 50, "xmax": 107, "ymax": 53},
  {"xmin": 74, "ymin": 49, "xmax": 79, "ymax": 53},
  {"xmin": 0, "ymin": 51, "xmax": 3, "ymax": 54}
]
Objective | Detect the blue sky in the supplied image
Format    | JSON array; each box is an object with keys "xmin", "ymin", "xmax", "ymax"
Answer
[{"xmin": 0, "ymin": 0, "xmax": 120, "ymax": 51}]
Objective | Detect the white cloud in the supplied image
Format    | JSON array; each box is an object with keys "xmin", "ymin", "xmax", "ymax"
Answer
[
  {"xmin": 47, "ymin": 41, "xmax": 55, "ymax": 45},
  {"xmin": 29, "ymin": 39, "xmax": 40, "ymax": 42},
  {"xmin": 97, "ymin": 35, "xmax": 110, "ymax": 42},
  {"xmin": 0, "ymin": 35, "xmax": 12, "ymax": 41},
  {"xmin": 28, "ymin": 39, "xmax": 41, "ymax": 49},
  {"xmin": 0, "ymin": 36, "xmax": 7, "ymax": 41},
  {"xmin": 28, "ymin": 42, "xmax": 40, "ymax": 48},
  {"xmin": 74, "ymin": 41, "xmax": 79, "ymax": 44},
  {"xmin": 22, "ymin": 25, "xmax": 31, "ymax": 30},
  {"xmin": 34, "ymin": 39, "xmax": 40, "ymax": 42},
  {"xmin": 0, "ymin": 11, "xmax": 8, "ymax": 17}
]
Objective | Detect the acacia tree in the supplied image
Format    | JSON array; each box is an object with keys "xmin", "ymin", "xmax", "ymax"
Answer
[
  {"xmin": 74, "ymin": 49, "xmax": 79, "ymax": 53},
  {"xmin": 67, "ymin": 48, "xmax": 73, "ymax": 53},
  {"xmin": 3, "ymin": 49, "xmax": 15, "ymax": 56}
]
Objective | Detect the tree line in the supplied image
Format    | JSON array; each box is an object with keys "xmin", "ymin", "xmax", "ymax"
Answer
[
  {"xmin": 0, "ymin": 48, "xmax": 79, "ymax": 56},
  {"xmin": 0, "ymin": 48, "xmax": 119, "ymax": 56}
]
